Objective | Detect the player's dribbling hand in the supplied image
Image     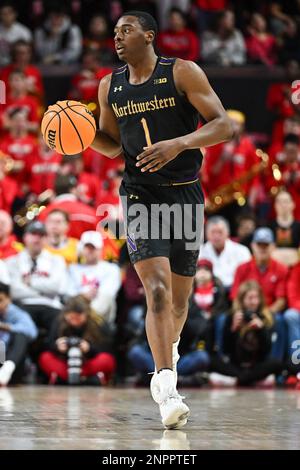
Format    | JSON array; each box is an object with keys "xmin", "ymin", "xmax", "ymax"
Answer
[{"xmin": 136, "ymin": 139, "xmax": 184, "ymax": 173}]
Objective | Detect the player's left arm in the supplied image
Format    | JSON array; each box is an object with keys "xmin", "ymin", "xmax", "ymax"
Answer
[{"xmin": 136, "ymin": 59, "xmax": 233, "ymax": 173}]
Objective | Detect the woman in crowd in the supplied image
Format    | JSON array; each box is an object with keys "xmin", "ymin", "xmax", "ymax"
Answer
[
  {"xmin": 209, "ymin": 280, "xmax": 284, "ymax": 386},
  {"xmin": 39, "ymin": 295, "xmax": 116, "ymax": 385}
]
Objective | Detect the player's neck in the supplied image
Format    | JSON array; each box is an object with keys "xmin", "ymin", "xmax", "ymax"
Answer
[{"xmin": 126, "ymin": 51, "xmax": 158, "ymax": 85}]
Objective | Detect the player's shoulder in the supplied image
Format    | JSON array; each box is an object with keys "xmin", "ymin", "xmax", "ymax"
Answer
[
  {"xmin": 173, "ymin": 59, "xmax": 207, "ymax": 92},
  {"xmin": 173, "ymin": 58, "xmax": 205, "ymax": 77}
]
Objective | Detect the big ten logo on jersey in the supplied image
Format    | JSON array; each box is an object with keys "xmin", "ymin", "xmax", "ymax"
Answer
[{"xmin": 154, "ymin": 78, "xmax": 167, "ymax": 85}]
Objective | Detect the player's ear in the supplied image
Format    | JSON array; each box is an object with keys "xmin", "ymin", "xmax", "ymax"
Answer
[{"xmin": 145, "ymin": 30, "xmax": 155, "ymax": 44}]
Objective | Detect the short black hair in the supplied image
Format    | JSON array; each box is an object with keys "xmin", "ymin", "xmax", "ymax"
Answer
[
  {"xmin": 169, "ymin": 7, "xmax": 186, "ymax": 21},
  {"xmin": 0, "ymin": 1, "xmax": 17, "ymax": 11},
  {"xmin": 0, "ymin": 283, "xmax": 10, "ymax": 297},
  {"xmin": 284, "ymin": 133, "xmax": 300, "ymax": 146},
  {"xmin": 121, "ymin": 10, "xmax": 158, "ymax": 38},
  {"xmin": 54, "ymin": 174, "xmax": 77, "ymax": 195}
]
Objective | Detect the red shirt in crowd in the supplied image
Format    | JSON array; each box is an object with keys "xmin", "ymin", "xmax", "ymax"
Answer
[
  {"xmin": 0, "ymin": 234, "xmax": 23, "ymax": 259},
  {"xmin": 26, "ymin": 147, "xmax": 61, "ymax": 195},
  {"xmin": 0, "ymin": 95, "xmax": 40, "ymax": 128},
  {"xmin": 70, "ymin": 67, "xmax": 112, "ymax": 102},
  {"xmin": 287, "ymin": 262, "xmax": 300, "ymax": 311},
  {"xmin": 266, "ymin": 82, "xmax": 298, "ymax": 143},
  {"xmin": 231, "ymin": 258, "xmax": 288, "ymax": 306},
  {"xmin": 265, "ymin": 154, "xmax": 300, "ymax": 219},
  {"xmin": 246, "ymin": 34, "xmax": 277, "ymax": 66},
  {"xmin": 0, "ymin": 134, "xmax": 39, "ymax": 191},
  {"xmin": 82, "ymin": 147, "xmax": 123, "ymax": 181},
  {"xmin": 0, "ymin": 64, "xmax": 44, "ymax": 99},
  {"xmin": 0, "ymin": 175, "xmax": 18, "ymax": 212},
  {"xmin": 39, "ymin": 195, "xmax": 98, "ymax": 239},
  {"xmin": 202, "ymin": 136, "xmax": 260, "ymax": 196},
  {"xmin": 77, "ymin": 172, "xmax": 100, "ymax": 205},
  {"xmin": 194, "ymin": 281, "xmax": 214, "ymax": 313},
  {"xmin": 195, "ymin": 0, "xmax": 228, "ymax": 10},
  {"xmin": 157, "ymin": 29, "xmax": 199, "ymax": 61}
]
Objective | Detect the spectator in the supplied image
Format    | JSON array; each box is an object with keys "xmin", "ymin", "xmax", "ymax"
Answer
[
  {"xmin": 34, "ymin": 4, "xmax": 82, "ymax": 64},
  {"xmin": 268, "ymin": 115, "xmax": 300, "ymax": 163},
  {"xmin": 0, "ymin": 210, "xmax": 23, "ymax": 259},
  {"xmin": 26, "ymin": 137, "xmax": 61, "ymax": 197},
  {"xmin": 0, "ymin": 70, "xmax": 40, "ymax": 134},
  {"xmin": 83, "ymin": 13, "xmax": 116, "ymax": 64},
  {"xmin": 0, "ymin": 108, "xmax": 39, "ymax": 198},
  {"xmin": 68, "ymin": 231, "xmax": 121, "ymax": 324},
  {"xmin": 231, "ymin": 227, "xmax": 288, "ymax": 359},
  {"xmin": 267, "ymin": 134, "xmax": 300, "ymax": 220},
  {"xmin": 6, "ymin": 221, "xmax": 68, "ymax": 332},
  {"xmin": 69, "ymin": 49, "xmax": 112, "ymax": 112},
  {"xmin": 0, "ymin": 1, "xmax": 32, "ymax": 66},
  {"xmin": 0, "ymin": 151, "xmax": 18, "ymax": 213},
  {"xmin": 202, "ymin": 109, "xmax": 261, "ymax": 230},
  {"xmin": 201, "ymin": 10, "xmax": 246, "ymax": 66},
  {"xmin": 200, "ymin": 216, "xmax": 251, "ymax": 290},
  {"xmin": 269, "ymin": 190, "xmax": 300, "ymax": 266},
  {"xmin": 234, "ymin": 213, "xmax": 256, "ymax": 249},
  {"xmin": 38, "ymin": 174, "xmax": 98, "ymax": 239},
  {"xmin": 269, "ymin": 1, "xmax": 298, "ymax": 36},
  {"xmin": 44, "ymin": 209, "xmax": 78, "ymax": 265},
  {"xmin": 82, "ymin": 145, "xmax": 123, "ymax": 184},
  {"xmin": 278, "ymin": 20, "xmax": 300, "ymax": 65},
  {"xmin": 96, "ymin": 166, "xmax": 124, "ymax": 221},
  {"xmin": 266, "ymin": 60, "xmax": 300, "ymax": 144},
  {"xmin": 155, "ymin": 0, "xmax": 190, "ymax": 30},
  {"xmin": 192, "ymin": 258, "xmax": 227, "ymax": 319},
  {"xmin": 246, "ymin": 13, "xmax": 277, "ymax": 66},
  {"xmin": 0, "ymin": 40, "xmax": 44, "ymax": 101},
  {"xmin": 0, "ymin": 282, "xmax": 37, "ymax": 386},
  {"xmin": 284, "ymin": 261, "xmax": 300, "ymax": 359},
  {"xmin": 60, "ymin": 154, "xmax": 99, "ymax": 206},
  {"xmin": 209, "ymin": 280, "xmax": 283, "ymax": 386},
  {"xmin": 157, "ymin": 7, "xmax": 200, "ymax": 61},
  {"xmin": 39, "ymin": 295, "xmax": 116, "ymax": 385},
  {"xmin": 190, "ymin": 257, "xmax": 228, "ymax": 357},
  {"xmin": 193, "ymin": 0, "xmax": 228, "ymax": 33}
]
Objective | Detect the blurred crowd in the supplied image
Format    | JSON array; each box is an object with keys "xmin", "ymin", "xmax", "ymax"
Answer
[{"xmin": 0, "ymin": 0, "xmax": 300, "ymax": 388}]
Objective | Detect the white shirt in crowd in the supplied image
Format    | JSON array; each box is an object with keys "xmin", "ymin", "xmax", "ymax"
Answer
[
  {"xmin": 6, "ymin": 249, "xmax": 68, "ymax": 309},
  {"xmin": 199, "ymin": 239, "xmax": 251, "ymax": 288},
  {"xmin": 0, "ymin": 22, "xmax": 32, "ymax": 65},
  {"xmin": 0, "ymin": 260, "xmax": 10, "ymax": 285},
  {"xmin": 68, "ymin": 261, "xmax": 122, "ymax": 324}
]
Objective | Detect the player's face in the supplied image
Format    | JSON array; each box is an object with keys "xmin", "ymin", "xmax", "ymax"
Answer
[{"xmin": 114, "ymin": 16, "xmax": 149, "ymax": 62}]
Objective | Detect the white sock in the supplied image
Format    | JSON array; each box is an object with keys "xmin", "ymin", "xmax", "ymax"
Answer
[
  {"xmin": 172, "ymin": 337, "xmax": 180, "ymax": 371},
  {"xmin": 157, "ymin": 369, "xmax": 176, "ymax": 396},
  {"xmin": 0, "ymin": 361, "xmax": 16, "ymax": 386}
]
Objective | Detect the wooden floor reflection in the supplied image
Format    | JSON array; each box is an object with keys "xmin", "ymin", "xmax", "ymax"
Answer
[{"xmin": 0, "ymin": 386, "xmax": 300, "ymax": 450}]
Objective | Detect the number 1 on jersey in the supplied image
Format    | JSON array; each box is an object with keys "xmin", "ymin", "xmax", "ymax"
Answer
[{"xmin": 141, "ymin": 118, "xmax": 152, "ymax": 147}]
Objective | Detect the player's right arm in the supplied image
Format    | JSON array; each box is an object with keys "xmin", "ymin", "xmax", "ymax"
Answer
[{"xmin": 90, "ymin": 74, "xmax": 122, "ymax": 158}]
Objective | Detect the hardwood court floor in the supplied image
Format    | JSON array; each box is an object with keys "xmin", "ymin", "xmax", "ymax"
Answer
[{"xmin": 0, "ymin": 386, "xmax": 299, "ymax": 450}]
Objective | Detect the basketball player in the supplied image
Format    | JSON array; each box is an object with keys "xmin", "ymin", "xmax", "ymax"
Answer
[{"xmin": 91, "ymin": 11, "xmax": 233, "ymax": 429}]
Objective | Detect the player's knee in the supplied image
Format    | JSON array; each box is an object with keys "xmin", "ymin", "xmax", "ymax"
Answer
[
  {"xmin": 172, "ymin": 302, "xmax": 188, "ymax": 320},
  {"xmin": 147, "ymin": 281, "xmax": 170, "ymax": 314}
]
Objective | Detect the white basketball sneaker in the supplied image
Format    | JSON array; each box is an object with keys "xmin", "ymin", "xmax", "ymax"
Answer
[
  {"xmin": 151, "ymin": 369, "xmax": 189, "ymax": 429},
  {"xmin": 150, "ymin": 338, "xmax": 180, "ymax": 404}
]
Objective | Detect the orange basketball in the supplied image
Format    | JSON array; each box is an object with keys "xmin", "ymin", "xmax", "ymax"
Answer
[{"xmin": 41, "ymin": 100, "xmax": 96, "ymax": 155}]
